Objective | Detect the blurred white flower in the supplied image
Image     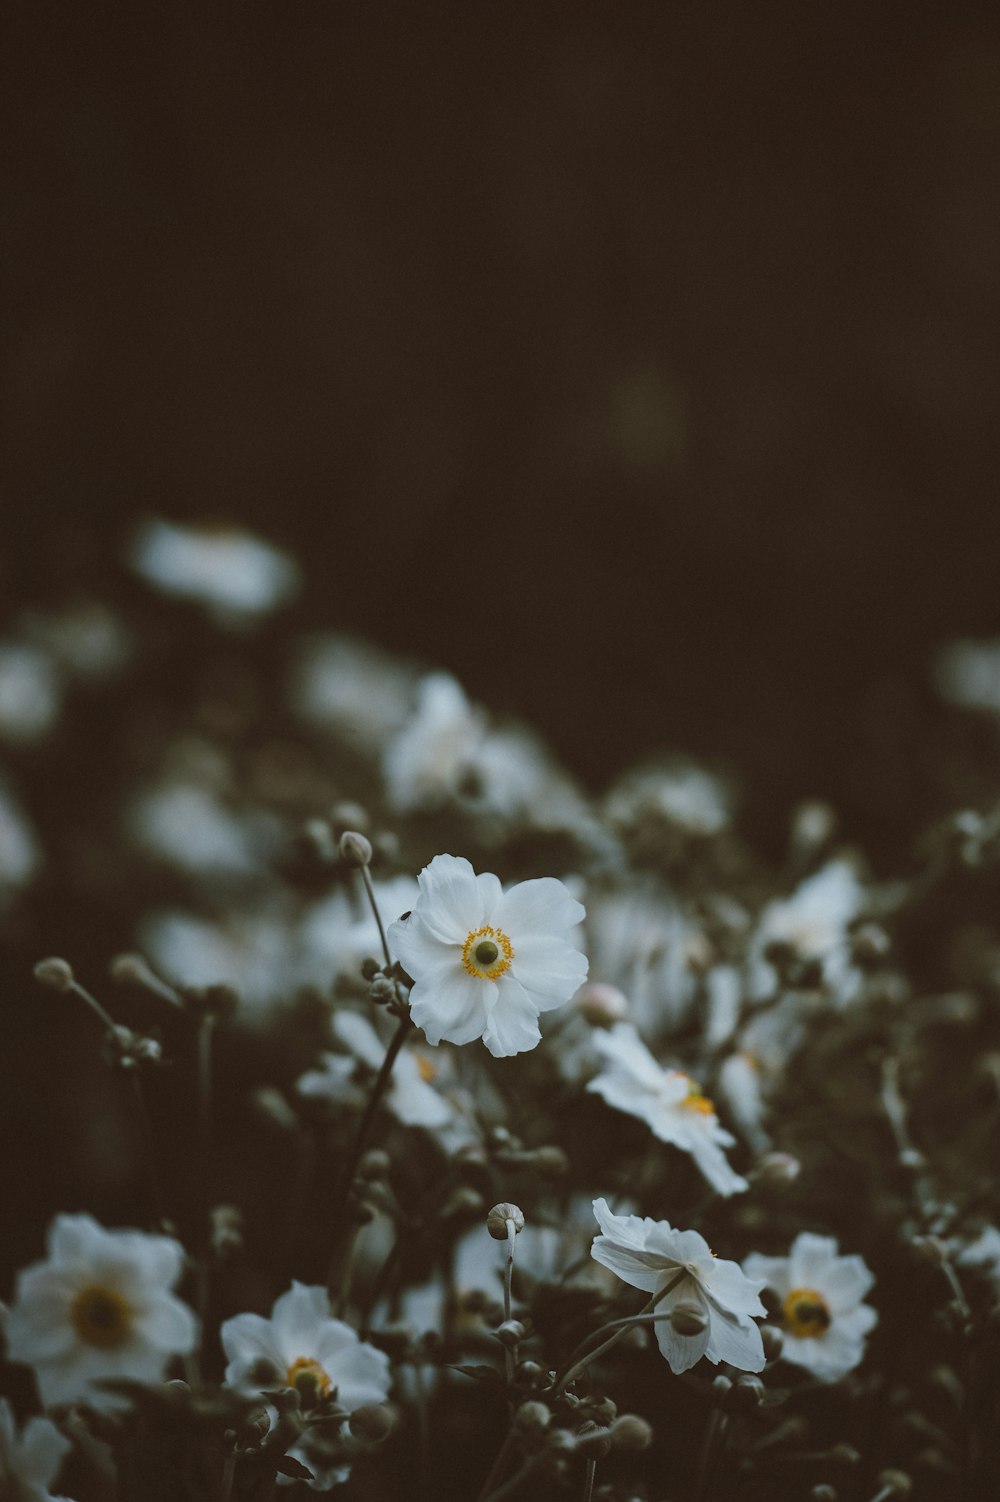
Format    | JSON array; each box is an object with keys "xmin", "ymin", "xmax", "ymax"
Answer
[
  {"xmin": 297, "ymin": 1010, "xmax": 454, "ymax": 1130},
  {"xmin": 22, "ymin": 601, "xmax": 132, "ymax": 683},
  {"xmin": 129, "ymin": 518, "xmax": 299, "ymax": 625},
  {"xmin": 743, "ymin": 1232, "xmax": 877, "ymax": 1382},
  {"xmin": 128, "ymin": 779, "xmax": 280, "ymax": 881},
  {"xmin": 591, "ymin": 1199, "xmax": 766, "ymax": 1374},
  {"xmin": 750, "ymin": 859, "xmax": 865, "ymax": 1003},
  {"xmin": 951, "ymin": 1224, "xmax": 1000, "ymax": 1285},
  {"xmin": 0, "ymin": 779, "xmax": 42, "ymax": 905},
  {"xmin": 383, "ymin": 673, "xmax": 486, "ymax": 813},
  {"xmin": 388, "ymin": 854, "xmax": 588, "ymax": 1057},
  {"xmin": 290, "ymin": 634, "xmax": 415, "ymax": 753},
  {"xmin": 0, "ymin": 1399, "xmax": 71, "ymax": 1502},
  {"xmin": 584, "ymin": 884, "xmax": 700, "ymax": 1037},
  {"xmin": 297, "ymin": 876, "xmax": 420, "ymax": 990},
  {"xmin": 138, "ymin": 907, "xmax": 295, "ymax": 1016},
  {"xmin": 221, "ymin": 1282, "xmax": 390, "ymax": 1408},
  {"xmin": 606, "ymin": 759, "xmax": 732, "ymax": 837},
  {"xmin": 4, "ymin": 1214, "xmax": 197, "ymax": 1410},
  {"xmin": 715, "ymin": 991, "xmax": 815, "ymax": 1153},
  {"xmin": 586, "ymin": 1024, "xmax": 747, "ymax": 1196},
  {"xmin": 933, "ymin": 638, "xmax": 1000, "ymax": 713},
  {"xmin": 0, "ymin": 644, "xmax": 62, "ymax": 746}
]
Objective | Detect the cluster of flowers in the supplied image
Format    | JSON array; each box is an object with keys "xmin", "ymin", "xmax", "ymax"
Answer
[{"xmin": 2, "ymin": 520, "xmax": 1000, "ymax": 1501}]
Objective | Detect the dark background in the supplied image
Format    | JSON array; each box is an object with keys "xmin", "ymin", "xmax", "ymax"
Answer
[{"xmin": 5, "ymin": 0, "xmax": 1000, "ymax": 859}]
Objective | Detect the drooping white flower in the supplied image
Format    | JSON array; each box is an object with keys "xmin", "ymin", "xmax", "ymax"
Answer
[
  {"xmin": 221, "ymin": 1282, "xmax": 391, "ymax": 1410},
  {"xmin": 387, "ymin": 854, "xmax": 588, "ymax": 1058},
  {"xmin": 129, "ymin": 518, "xmax": 299, "ymax": 625},
  {"xmin": 4, "ymin": 1215, "xmax": 198, "ymax": 1410},
  {"xmin": 743, "ymin": 1232, "xmax": 877, "ymax": 1382},
  {"xmin": 0, "ymin": 1400, "xmax": 72, "ymax": 1502},
  {"xmin": 590, "ymin": 1199, "xmax": 766, "ymax": 1374},
  {"xmin": 297, "ymin": 1010, "xmax": 454, "ymax": 1131},
  {"xmin": 750, "ymin": 859, "xmax": 865, "ymax": 1003},
  {"xmin": 586, "ymin": 1024, "xmax": 747, "ymax": 1197}
]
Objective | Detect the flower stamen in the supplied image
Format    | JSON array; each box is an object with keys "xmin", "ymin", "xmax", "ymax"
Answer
[
  {"xmin": 287, "ymin": 1356, "xmax": 332, "ymax": 1404},
  {"xmin": 678, "ymin": 1075, "xmax": 716, "ymax": 1114},
  {"xmin": 461, "ymin": 925, "xmax": 514, "ymax": 980},
  {"xmin": 70, "ymin": 1286, "xmax": 132, "ymax": 1349},
  {"xmin": 782, "ymin": 1287, "xmax": 832, "ymax": 1338}
]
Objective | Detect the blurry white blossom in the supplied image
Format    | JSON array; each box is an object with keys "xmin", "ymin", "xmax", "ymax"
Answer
[
  {"xmin": 750, "ymin": 859, "xmax": 865, "ymax": 1003},
  {"xmin": 0, "ymin": 644, "xmax": 62, "ymax": 746},
  {"xmin": 128, "ymin": 778, "xmax": 280, "ymax": 881},
  {"xmin": 297, "ymin": 1010, "xmax": 454, "ymax": 1131},
  {"xmin": 129, "ymin": 518, "xmax": 299, "ymax": 625},
  {"xmin": 0, "ymin": 1400, "xmax": 71, "ymax": 1501},
  {"xmin": 933, "ymin": 638, "xmax": 1000, "ymax": 713},
  {"xmin": 591, "ymin": 1199, "xmax": 766, "ymax": 1374},
  {"xmin": 951, "ymin": 1224, "xmax": 1000, "ymax": 1286},
  {"xmin": 22, "ymin": 601, "xmax": 132, "ymax": 683},
  {"xmin": 383, "ymin": 673, "xmax": 486, "ymax": 813},
  {"xmin": 743, "ymin": 1232, "xmax": 877, "ymax": 1381},
  {"xmin": 139, "ymin": 907, "xmax": 296, "ymax": 1015},
  {"xmin": 0, "ymin": 779, "xmax": 42, "ymax": 906},
  {"xmin": 586, "ymin": 1024, "xmax": 747, "ymax": 1196},
  {"xmin": 389, "ymin": 854, "xmax": 588, "ymax": 1057},
  {"xmin": 4, "ymin": 1214, "xmax": 197, "ymax": 1410},
  {"xmin": 290, "ymin": 634, "xmax": 414, "ymax": 753},
  {"xmin": 584, "ymin": 884, "xmax": 700, "ymax": 1037},
  {"xmin": 606, "ymin": 759, "xmax": 733, "ymax": 838},
  {"xmin": 297, "ymin": 876, "xmax": 420, "ymax": 990}
]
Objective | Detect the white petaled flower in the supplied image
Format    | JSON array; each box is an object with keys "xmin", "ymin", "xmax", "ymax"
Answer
[
  {"xmin": 4, "ymin": 1215, "xmax": 198, "ymax": 1410},
  {"xmin": 586, "ymin": 1024, "xmax": 747, "ymax": 1197},
  {"xmin": 382, "ymin": 673, "xmax": 486, "ymax": 813},
  {"xmin": 387, "ymin": 854, "xmax": 588, "ymax": 1058},
  {"xmin": 0, "ymin": 1400, "xmax": 72, "ymax": 1502},
  {"xmin": 221, "ymin": 1283, "xmax": 391, "ymax": 1411},
  {"xmin": 590, "ymin": 1199, "xmax": 766, "ymax": 1375},
  {"xmin": 129, "ymin": 518, "xmax": 299, "ymax": 625},
  {"xmin": 743, "ymin": 1232, "xmax": 877, "ymax": 1382},
  {"xmin": 297, "ymin": 1010, "xmax": 453, "ymax": 1130},
  {"xmin": 750, "ymin": 860, "xmax": 864, "ymax": 1003}
]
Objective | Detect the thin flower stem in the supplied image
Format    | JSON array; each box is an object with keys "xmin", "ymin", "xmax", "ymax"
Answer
[
  {"xmin": 360, "ymin": 864, "xmax": 393, "ymax": 970},
  {"xmin": 70, "ymin": 980, "xmax": 118, "ymax": 1032},
  {"xmin": 481, "ymin": 1452, "xmax": 549, "ymax": 1502},
  {"xmin": 476, "ymin": 1429, "xmax": 518, "ymax": 1502},
  {"xmin": 695, "ymin": 1408, "xmax": 731, "ymax": 1502},
  {"xmin": 551, "ymin": 1272, "xmax": 685, "ymax": 1395},
  {"xmin": 503, "ymin": 1216, "xmax": 517, "ymax": 1385},
  {"xmin": 220, "ymin": 1443, "xmax": 237, "ymax": 1502},
  {"xmin": 581, "ymin": 1458, "xmax": 596, "ymax": 1502}
]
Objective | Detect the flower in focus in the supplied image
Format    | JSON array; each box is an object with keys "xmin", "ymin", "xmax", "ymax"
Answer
[
  {"xmin": 4, "ymin": 1215, "xmax": 198, "ymax": 1410},
  {"xmin": 743, "ymin": 1232, "xmax": 877, "ymax": 1381},
  {"xmin": 129, "ymin": 518, "xmax": 299, "ymax": 625},
  {"xmin": 0, "ymin": 1400, "xmax": 71, "ymax": 1501},
  {"xmin": 221, "ymin": 1282, "xmax": 391, "ymax": 1409},
  {"xmin": 297, "ymin": 1010, "xmax": 454, "ymax": 1131},
  {"xmin": 590, "ymin": 1199, "xmax": 766, "ymax": 1374},
  {"xmin": 388, "ymin": 854, "xmax": 588, "ymax": 1057},
  {"xmin": 586, "ymin": 1024, "xmax": 747, "ymax": 1196}
]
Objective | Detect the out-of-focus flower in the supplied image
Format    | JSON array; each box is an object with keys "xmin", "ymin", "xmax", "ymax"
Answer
[
  {"xmin": 221, "ymin": 1282, "xmax": 390, "ymax": 1408},
  {"xmin": 22, "ymin": 601, "xmax": 132, "ymax": 683},
  {"xmin": 750, "ymin": 859, "xmax": 865, "ymax": 1003},
  {"xmin": 586, "ymin": 1024, "xmax": 747, "ymax": 1196},
  {"xmin": 715, "ymin": 991, "xmax": 814, "ymax": 1153},
  {"xmin": 951, "ymin": 1224, "xmax": 1000, "ymax": 1285},
  {"xmin": 388, "ymin": 854, "xmax": 588, "ymax": 1057},
  {"xmin": 129, "ymin": 518, "xmax": 299, "ymax": 625},
  {"xmin": 4, "ymin": 1214, "xmax": 198, "ymax": 1410},
  {"xmin": 605, "ymin": 759, "xmax": 733, "ymax": 838},
  {"xmin": 0, "ymin": 644, "xmax": 62, "ymax": 746},
  {"xmin": 138, "ymin": 906, "xmax": 295, "ymax": 1016},
  {"xmin": 297, "ymin": 1010, "xmax": 454, "ymax": 1130},
  {"xmin": 0, "ymin": 778, "xmax": 42, "ymax": 906},
  {"xmin": 743, "ymin": 1233, "xmax": 877, "ymax": 1382},
  {"xmin": 289, "ymin": 634, "xmax": 415, "ymax": 754},
  {"xmin": 128, "ymin": 777, "xmax": 280, "ymax": 881},
  {"xmin": 383, "ymin": 674, "xmax": 486, "ymax": 813},
  {"xmin": 933, "ymin": 638, "xmax": 1000, "ymax": 713},
  {"xmin": 297, "ymin": 877, "xmax": 420, "ymax": 990},
  {"xmin": 591, "ymin": 1199, "xmax": 766, "ymax": 1374},
  {"xmin": 0, "ymin": 1400, "xmax": 71, "ymax": 1501},
  {"xmin": 584, "ymin": 884, "xmax": 700, "ymax": 1037}
]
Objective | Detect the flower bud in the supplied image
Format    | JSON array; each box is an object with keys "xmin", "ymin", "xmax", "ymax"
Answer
[
  {"xmin": 876, "ymin": 1471, "xmax": 912, "ymax": 1498},
  {"xmin": 912, "ymin": 1235, "xmax": 947, "ymax": 1267},
  {"xmin": 487, "ymin": 1203, "xmax": 524, "ymax": 1239},
  {"xmin": 339, "ymin": 831, "xmax": 373, "ymax": 868},
  {"xmin": 532, "ymin": 1145, "xmax": 570, "ymax": 1178},
  {"xmin": 358, "ymin": 1149, "xmax": 392, "ymax": 1182},
  {"xmin": 670, "ymin": 1300, "xmax": 708, "ymax": 1336},
  {"xmin": 575, "ymin": 1422, "xmax": 613, "ymax": 1459},
  {"xmin": 728, "ymin": 1375, "xmax": 765, "ymax": 1410},
  {"xmin": 810, "ymin": 1488, "xmax": 838, "ymax": 1502},
  {"xmin": 761, "ymin": 1324, "xmax": 784, "ymax": 1362},
  {"xmin": 610, "ymin": 1415, "xmax": 653, "ymax": 1452},
  {"xmin": 34, "ymin": 957, "xmax": 75, "ymax": 992},
  {"xmin": 576, "ymin": 982, "xmax": 629, "ymax": 1027},
  {"xmin": 754, "ymin": 1151, "xmax": 801, "ymax": 1188},
  {"xmin": 348, "ymin": 1404, "xmax": 394, "ymax": 1444},
  {"xmin": 496, "ymin": 1320, "xmax": 525, "ymax": 1348},
  {"xmin": 710, "ymin": 1375, "xmax": 733, "ymax": 1406},
  {"xmin": 513, "ymin": 1401, "xmax": 550, "ymax": 1437},
  {"xmin": 514, "ymin": 1360, "xmax": 544, "ymax": 1386}
]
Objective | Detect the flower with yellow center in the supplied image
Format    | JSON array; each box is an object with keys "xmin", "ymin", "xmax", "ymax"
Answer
[
  {"xmin": 4, "ymin": 1214, "xmax": 198, "ymax": 1410},
  {"xmin": 744, "ymin": 1233, "xmax": 877, "ymax": 1382},
  {"xmin": 286, "ymin": 1355, "xmax": 332, "ymax": 1405},
  {"xmin": 388, "ymin": 854, "xmax": 588, "ymax": 1058},
  {"xmin": 587, "ymin": 1023, "xmax": 747, "ymax": 1197}
]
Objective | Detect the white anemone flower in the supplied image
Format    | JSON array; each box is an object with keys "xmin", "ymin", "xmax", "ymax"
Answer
[
  {"xmin": 387, "ymin": 854, "xmax": 588, "ymax": 1058},
  {"xmin": 4, "ymin": 1215, "xmax": 198, "ymax": 1410},
  {"xmin": 221, "ymin": 1282, "xmax": 391, "ymax": 1410},
  {"xmin": 750, "ymin": 860, "xmax": 865, "ymax": 1003},
  {"xmin": 591, "ymin": 1199, "xmax": 766, "ymax": 1374},
  {"xmin": 129, "ymin": 518, "xmax": 299, "ymax": 624},
  {"xmin": 297, "ymin": 1010, "xmax": 453, "ymax": 1130},
  {"xmin": 382, "ymin": 673, "xmax": 486, "ymax": 813},
  {"xmin": 0, "ymin": 1400, "xmax": 71, "ymax": 1502},
  {"xmin": 586, "ymin": 1024, "xmax": 747, "ymax": 1197},
  {"xmin": 743, "ymin": 1232, "xmax": 877, "ymax": 1382}
]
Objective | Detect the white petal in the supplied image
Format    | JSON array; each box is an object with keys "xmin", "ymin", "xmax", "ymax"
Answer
[
  {"xmin": 414, "ymin": 855, "xmax": 483, "ymax": 942},
  {"xmin": 482, "ymin": 975, "xmax": 542, "ymax": 1057},
  {"xmin": 476, "ymin": 871, "xmax": 505, "ymax": 923},
  {"xmin": 409, "ymin": 969, "xmax": 489, "ymax": 1047},
  {"xmin": 134, "ymin": 1292, "xmax": 198, "ymax": 1354},
  {"xmin": 654, "ymin": 1295, "xmax": 711, "ymax": 1373},
  {"xmin": 47, "ymin": 1214, "xmax": 104, "ymax": 1268},
  {"xmin": 510, "ymin": 935, "xmax": 589, "ymax": 1009},
  {"xmin": 788, "ymin": 1233, "xmax": 839, "ymax": 1287},
  {"xmin": 704, "ymin": 1308, "xmax": 765, "ymax": 1372},
  {"xmin": 271, "ymin": 1284, "xmax": 332, "ymax": 1358},
  {"xmin": 388, "ymin": 914, "xmax": 453, "ymax": 981},
  {"xmin": 332, "ymin": 1010, "xmax": 385, "ymax": 1069},
  {"xmin": 221, "ymin": 1313, "xmax": 284, "ymax": 1385},
  {"xmin": 326, "ymin": 1341, "xmax": 392, "ymax": 1409},
  {"xmin": 20, "ymin": 1414, "xmax": 72, "ymax": 1486},
  {"xmin": 741, "ymin": 1253, "xmax": 792, "ymax": 1298},
  {"xmin": 704, "ymin": 1259, "xmax": 768, "ymax": 1320},
  {"xmin": 822, "ymin": 1255, "xmax": 876, "ymax": 1313},
  {"xmin": 686, "ymin": 1132, "xmax": 749, "ymax": 1198},
  {"xmin": 497, "ymin": 877, "xmax": 585, "ymax": 937},
  {"xmin": 833, "ymin": 1302, "xmax": 878, "ymax": 1339}
]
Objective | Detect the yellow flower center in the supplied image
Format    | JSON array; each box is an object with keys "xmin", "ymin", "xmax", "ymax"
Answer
[
  {"xmin": 286, "ymin": 1356, "xmax": 332, "ymax": 1404},
  {"xmin": 461, "ymin": 925, "xmax": 514, "ymax": 980},
  {"xmin": 678, "ymin": 1075, "xmax": 715, "ymax": 1114},
  {"xmin": 782, "ymin": 1287, "xmax": 832, "ymax": 1338},
  {"xmin": 415, "ymin": 1051, "xmax": 438, "ymax": 1083},
  {"xmin": 71, "ymin": 1286, "xmax": 132, "ymax": 1349}
]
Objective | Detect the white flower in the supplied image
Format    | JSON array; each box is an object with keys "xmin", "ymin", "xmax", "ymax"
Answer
[
  {"xmin": 0, "ymin": 1400, "xmax": 71, "ymax": 1502},
  {"xmin": 297, "ymin": 877, "xmax": 420, "ymax": 990},
  {"xmin": 590, "ymin": 1199, "xmax": 766, "ymax": 1374},
  {"xmin": 387, "ymin": 854, "xmax": 588, "ymax": 1058},
  {"xmin": 129, "ymin": 518, "xmax": 299, "ymax": 625},
  {"xmin": 606, "ymin": 760, "xmax": 732, "ymax": 838},
  {"xmin": 139, "ymin": 906, "xmax": 295, "ymax": 1018},
  {"xmin": 0, "ymin": 779, "xmax": 42, "ymax": 906},
  {"xmin": 0, "ymin": 644, "xmax": 62, "ymax": 746},
  {"xmin": 297, "ymin": 1010, "xmax": 453, "ymax": 1130},
  {"xmin": 22, "ymin": 602, "xmax": 132, "ymax": 683},
  {"xmin": 750, "ymin": 860, "xmax": 865, "ymax": 1003},
  {"xmin": 289, "ymin": 634, "xmax": 414, "ymax": 754},
  {"xmin": 4, "ymin": 1215, "xmax": 198, "ymax": 1410},
  {"xmin": 128, "ymin": 780, "xmax": 279, "ymax": 881},
  {"xmin": 743, "ymin": 1232, "xmax": 877, "ymax": 1382},
  {"xmin": 586, "ymin": 1024, "xmax": 747, "ymax": 1197},
  {"xmin": 382, "ymin": 674, "xmax": 486, "ymax": 813},
  {"xmin": 584, "ymin": 884, "xmax": 700, "ymax": 1037},
  {"xmin": 221, "ymin": 1282, "xmax": 391, "ymax": 1410}
]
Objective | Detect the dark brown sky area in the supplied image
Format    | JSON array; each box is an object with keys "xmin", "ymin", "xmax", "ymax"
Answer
[{"xmin": 5, "ymin": 1, "xmax": 1000, "ymax": 859}]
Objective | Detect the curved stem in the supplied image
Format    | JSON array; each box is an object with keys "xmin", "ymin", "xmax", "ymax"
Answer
[{"xmin": 551, "ymin": 1271, "xmax": 685, "ymax": 1395}]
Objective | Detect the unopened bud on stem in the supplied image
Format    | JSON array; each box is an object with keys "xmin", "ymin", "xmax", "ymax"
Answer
[
  {"xmin": 34, "ymin": 957, "xmax": 75, "ymax": 992},
  {"xmin": 487, "ymin": 1202, "xmax": 524, "ymax": 1239},
  {"xmin": 339, "ymin": 831, "xmax": 373, "ymax": 868}
]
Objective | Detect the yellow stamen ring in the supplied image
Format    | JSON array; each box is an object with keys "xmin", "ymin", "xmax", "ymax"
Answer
[
  {"xmin": 287, "ymin": 1356, "xmax": 332, "ymax": 1401},
  {"xmin": 782, "ymin": 1287, "xmax": 832, "ymax": 1338},
  {"xmin": 678, "ymin": 1075, "xmax": 716, "ymax": 1115},
  {"xmin": 461, "ymin": 925, "xmax": 514, "ymax": 980},
  {"xmin": 71, "ymin": 1286, "xmax": 132, "ymax": 1349}
]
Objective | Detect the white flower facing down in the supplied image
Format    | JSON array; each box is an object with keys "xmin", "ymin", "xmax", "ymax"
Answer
[
  {"xmin": 743, "ymin": 1232, "xmax": 877, "ymax": 1382},
  {"xmin": 221, "ymin": 1282, "xmax": 391, "ymax": 1411},
  {"xmin": 0, "ymin": 1399, "xmax": 72, "ymax": 1502},
  {"xmin": 586, "ymin": 1024, "xmax": 748, "ymax": 1197},
  {"xmin": 4, "ymin": 1215, "xmax": 198, "ymax": 1410},
  {"xmin": 388, "ymin": 854, "xmax": 588, "ymax": 1058},
  {"xmin": 590, "ymin": 1199, "xmax": 766, "ymax": 1375}
]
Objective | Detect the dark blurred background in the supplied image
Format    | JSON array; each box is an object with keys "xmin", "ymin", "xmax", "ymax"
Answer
[{"xmin": 5, "ymin": 0, "xmax": 1000, "ymax": 857}]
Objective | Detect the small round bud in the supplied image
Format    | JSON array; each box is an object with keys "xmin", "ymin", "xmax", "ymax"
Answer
[
  {"xmin": 754, "ymin": 1151, "xmax": 801, "ymax": 1188},
  {"xmin": 670, "ymin": 1301, "xmax": 708, "ymax": 1336},
  {"xmin": 575, "ymin": 1422, "xmax": 613, "ymax": 1459},
  {"xmin": 610, "ymin": 1415, "xmax": 653, "ymax": 1452},
  {"xmin": 487, "ymin": 1203, "xmax": 524, "ymax": 1239},
  {"xmin": 728, "ymin": 1375, "xmax": 765, "ymax": 1410},
  {"xmin": 514, "ymin": 1360, "xmax": 544, "ymax": 1386},
  {"xmin": 34, "ymin": 957, "xmax": 75, "ymax": 992},
  {"xmin": 348, "ymin": 1404, "xmax": 394, "ymax": 1444},
  {"xmin": 876, "ymin": 1471, "xmax": 912, "ymax": 1498},
  {"xmin": 339, "ymin": 831, "xmax": 373, "ymax": 868},
  {"xmin": 532, "ymin": 1145, "xmax": 570, "ymax": 1178},
  {"xmin": 108, "ymin": 952, "xmax": 180, "ymax": 1003},
  {"xmin": 792, "ymin": 800, "xmax": 837, "ymax": 853},
  {"xmin": 513, "ymin": 1400, "xmax": 550, "ymax": 1437},
  {"xmin": 368, "ymin": 975, "xmax": 396, "ymax": 1003},
  {"xmin": 496, "ymin": 1320, "xmax": 525, "ymax": 1348},
  {"xmin": 546, "ymin": 1428, "xmax": 578, "ymax": 1454},
  {"xmin": 360, "ymin": 957, "xmax": 381, "ymax": 982},
  {"xmin": 577, "ymin": 982, "xmax": 629, "ymax": 1028},
  {"xmin": 357, "ymin": 1149, "xmax": 392, "ymax": 1182},
  {"xmin": 711, "ymin": 1375, "xmax": 733, "ymax": 1406},
  {"xmin": 761, "ymin": 1324, "xmax": 784, "ymax": 1362}
]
